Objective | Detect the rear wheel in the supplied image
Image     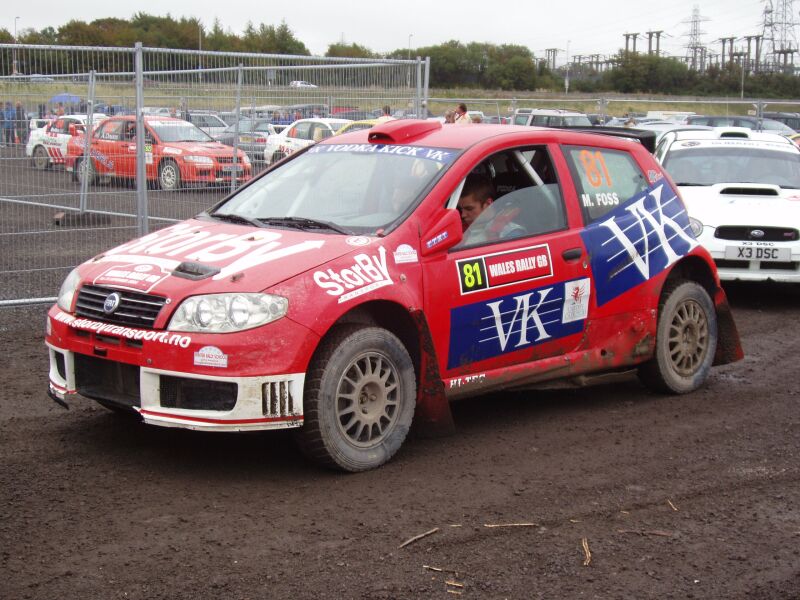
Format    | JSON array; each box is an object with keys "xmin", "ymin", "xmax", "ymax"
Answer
[
  {"xmin": 639, "ymin": 280, "xmax": 717, "ymax": 394},
  {"xmin": 158, "ymin": 159, "xmax": 181, "ymax": 191},
  {"xmin": 295, "ymin": 326, "xmax": 416, "ymax": 472},
  {"xmin": 32, "ymin": 145, "xmax": 50, "ymax": 170}
]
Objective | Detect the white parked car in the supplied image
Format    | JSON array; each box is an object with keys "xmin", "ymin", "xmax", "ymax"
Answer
[
  {"xmin": 263, "ymin": 118, "xmax": 352, "ymax": 164},
  {"xmin": 289, "ymin": 80, "xmax": 317, "ymax": 88},
  {"xmin": 656, "ymin": 127, "xmax": 800, "ymax": 282},
  {"xmin": 26, "ymin": 114, "xmax": 107, "ymax": 170}
]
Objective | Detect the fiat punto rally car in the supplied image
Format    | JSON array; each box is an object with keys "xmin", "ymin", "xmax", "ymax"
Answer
[
  {"xmin": 64, "ymin": 115, "xmax": 251, "ymax": 191},
  {"xmin": 656, "ymin": 128, "xmax": 800, "ymax": 282},
  {"xmin": 46, "ymin": 120, "xmax": 743, "ymax": 471}
]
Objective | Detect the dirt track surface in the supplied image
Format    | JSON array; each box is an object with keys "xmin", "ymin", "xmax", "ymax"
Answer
[{"xmin": 2, "ymin": 282, "xmax": 799, "ymax": 599}]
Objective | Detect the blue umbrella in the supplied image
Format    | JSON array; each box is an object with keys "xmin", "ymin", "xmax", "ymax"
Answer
[{"xmin": 49, "ymin": 93, "xmax": 81, "ymax": 105}]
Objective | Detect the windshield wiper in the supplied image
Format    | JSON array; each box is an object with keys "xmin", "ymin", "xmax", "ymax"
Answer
[
  {"xmin": 259, "ymin": 217, "xmax": 351, "ymax": 234},
  {"xmin": 674, "ymin": 182, "xmax": 708, "ymax": 186},
  {"xmin": 210, "ymin": 212, "xmax": 265, "ymax": 227}
]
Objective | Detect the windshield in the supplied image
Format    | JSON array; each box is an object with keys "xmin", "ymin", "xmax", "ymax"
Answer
[
  {"xmin": 150, "ymin": 121, "xmax": 213, "ymax": 143},
  {"xmin": 664, "ymin": 145, "xmax": 800, "ymax": 188},
  {"xmin": 214, "ymin": 143, "xmax": 457, "ymax": 233}
]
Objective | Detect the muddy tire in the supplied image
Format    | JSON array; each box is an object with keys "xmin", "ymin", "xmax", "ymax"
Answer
[
  {"xmin": 295, "ymin": 326, "xmax": 416, "ymax": 472},
  {"xmin": 639, "ymin": 280, "xmax": 718, "ymax": 394},
  {"xmin": 158, "ymin": 159, "xmax": 181, "ymax": 191},
  {"xmin": 32, "ymin": 146, "xmax": 50, "ymax": 170}
]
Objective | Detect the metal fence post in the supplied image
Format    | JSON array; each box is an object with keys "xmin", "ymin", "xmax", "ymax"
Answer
[
  {"xmin": 423, "ymin": 57, "xmax": 431, "ymax": 119},
  {"xmin": 415, "ymin": 57, "xmax": 423, "ymax": 118},
  {"xmin": 78, "ymin": 70, "xmax": 96, "ymax": 215},
  {"xmin": 134, "ymin": 43, "xmax": 149, "ymax": 236},
  {"xmin": 230, "ymin": 63, "xmax": 243, "ymax": 194}
]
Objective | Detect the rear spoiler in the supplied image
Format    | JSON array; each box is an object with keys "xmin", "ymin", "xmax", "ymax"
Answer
[{"xmin": 557, "ymin": 126, "xmax": 658, "ymax": 154}]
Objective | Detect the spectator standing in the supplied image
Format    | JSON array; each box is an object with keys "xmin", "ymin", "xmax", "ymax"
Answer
[
  {"xmin": 443, "ymin": 110, "xmax": 456, "ymax": 124},
  {"xmin": 15, "ymin": 101, "xmax": 29, "ymax": 145},
  {"xmin": 55, "ymin": 102, "xmax": 65, "ymax": 117},
  {"xmin": 453, "ymin": 103, "xmax": 472, "ymax": 126},
  {"xmin": 2, "ymin": 101, "xmax": 15, "ymax": 146}
]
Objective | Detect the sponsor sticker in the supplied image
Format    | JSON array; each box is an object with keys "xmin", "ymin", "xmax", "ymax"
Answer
[
  {"xmin": 580, "ymin": 183, "xmax": 697, "ymax": 306},
  {"xmin": 425, "ymin": 231, "xmax": 449, "ymax": 250},
  {"xmin": 456, "ymin": 244, "xmax": 553, "ymax": 295},
  {"xmin": 93, "ymin": 262, "xmax": 171, "ymax": 293},
  {"xmin": 647, "ymin": 169, "xmax": 664, "ymax": 184},
  {"xmin": 562, "ymin": 278, "xmax": 591, "ymax": 323},
  {"xmin": 307, "ymin": 143, "xmax": 456, "ymax": 164},
  {"xmin": 53, "ymin": 311, "xmax": 192, "ymax": 348},
  {"xmin": 346, "ymin": 236, "xmax": 372, "ymax": 247},
  {"xmin": 447, "ymin": 278, "xmax": 588, "ymax": 369},
  {"xmin": 313, "ymin": 246, "xmax": 393, "ymax": 303},
  {"xmin": 393, "ymin": 244, "xmax": 418, "ymax": 264},
  {"xmin": 194, "ymin": 346, "xmax": 229, "ymax": 368}
]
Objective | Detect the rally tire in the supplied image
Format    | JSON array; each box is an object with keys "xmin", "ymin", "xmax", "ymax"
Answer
[
  {"xmin": 32, "ymin": 145, "xmax": 50, "ymax": 170},
  {"xmin": 295, "ymin": 325, "xmax": 416, "ymax": 472},
  {"xmin": 76, "ymin": 155, "xmax": 96, "ymax": 185},
  {"xmin": 158, "ymin": 159, "xmax": 181, "ymax": 191},
  {"xmin": 639, "ymin": 280, "xmax": 717, "ymax": 394}
]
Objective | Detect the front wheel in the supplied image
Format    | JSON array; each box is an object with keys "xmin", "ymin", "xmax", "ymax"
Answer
[
  {"xmin": 295, "ymin": 326, "xmax": 416, "ymax": 472},
  {"xmin": 639, "ymin": 280, "xmax": 718, "ymax": 394},
  {"xmin": 75, "ymin": 155, "xmax": 95, "ymax": 185},
  {"xmin": 158, "ymin": 159, "xmax": 181, "ymax": 191}
]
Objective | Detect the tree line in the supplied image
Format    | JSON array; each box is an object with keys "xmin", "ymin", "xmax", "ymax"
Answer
[{"xmin": 2, "ymin": 13, "xmax": 800, "ymax": 98}]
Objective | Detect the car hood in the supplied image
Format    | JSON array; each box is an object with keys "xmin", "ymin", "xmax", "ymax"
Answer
[
  {"xmin": 76, "ymin": 219, "xmax": 364, "ymax": 300},
  {"xmin": 160, "ymin": 141, "xmax": 240, "ymax": 155},
  {"xmin": 679, "ymin": 183, "xmax": 800, "ymax": 227}
]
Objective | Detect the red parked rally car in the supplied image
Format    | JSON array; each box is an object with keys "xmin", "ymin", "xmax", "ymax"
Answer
[
  {"xmin": 46, "ymin": 120, "xmax": 743, "ymax": 471},
  {"xmin": 64, "ymin": 115, "xmax": 251, "ymax": 190}
]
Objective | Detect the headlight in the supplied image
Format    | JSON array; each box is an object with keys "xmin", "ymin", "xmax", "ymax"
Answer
[
  {"xmin": 167, "ymin": 293, "xmax": 288, "ymax": 333},
  {"xmin": 57, "ymin": 268, "xmax": 81, "ymax": 312},
  {"xmin": 689, "ymin": 217, "xmax": 703, "ymax": 237},
  {"xmin": 184, "ymin": 155, "xmax": 213, "ymax": 164}
]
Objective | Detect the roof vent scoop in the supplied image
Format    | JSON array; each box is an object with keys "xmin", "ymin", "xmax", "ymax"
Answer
[
  {"xmin": 172, "ymin": 261, "xmax": 221, "ymax": 280},
  {"xmin": 368, "ymin": 119, "xmax": 442, "ymax": 144}
]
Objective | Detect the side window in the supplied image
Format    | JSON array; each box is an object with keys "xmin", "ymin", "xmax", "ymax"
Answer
[
  {"xmin": 456, "ymin": 146, "xmax": 567, "ymax": 248},
  {"xmin": 563, "ymin": 145, "xmax": 648, "ymax": 223},
  {"xmin": 97, "ymin": 120, "xmax": 122, "ymax": 141},
  {"xmin": 513, "ymin": 114, "xmax": 529, "ymax": 126},
  {"xmin": 293, "ymin": 122, "xmax": 312, "ymax": 140}
]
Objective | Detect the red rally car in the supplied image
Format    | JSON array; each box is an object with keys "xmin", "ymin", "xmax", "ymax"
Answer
[
  {"xmin": 64, "ymin": 115, "xmax": 251, "ymax": 190},
  {"xmin": 46, "ymin": 120, "xmax": 743, "ymax": 471}
]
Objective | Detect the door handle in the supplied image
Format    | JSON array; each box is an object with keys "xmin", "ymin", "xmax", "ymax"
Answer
[{"xmin": 562, "ymin": 247, "xmax": 583, "ymax": 261}]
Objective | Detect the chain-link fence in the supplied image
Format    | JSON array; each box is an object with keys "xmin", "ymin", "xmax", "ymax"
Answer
[{"xmin": 0, "ymin": 43, "xmax": 427, "ymax": 305}]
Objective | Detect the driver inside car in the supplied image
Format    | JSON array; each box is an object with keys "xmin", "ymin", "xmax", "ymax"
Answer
[{"xmin": 457, "ymin": 173, "xmax": 526, "ymax": 241}]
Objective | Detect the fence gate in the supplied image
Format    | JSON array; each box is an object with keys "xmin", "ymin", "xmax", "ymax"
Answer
[{"xmin": 0, "ymin": 43, "xmax": 426, "ymax": 306}]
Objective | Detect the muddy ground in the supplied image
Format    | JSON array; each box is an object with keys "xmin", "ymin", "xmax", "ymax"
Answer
[{"xmin": 1, "ymin": 281, "xmax": 799, "ymax": 599}]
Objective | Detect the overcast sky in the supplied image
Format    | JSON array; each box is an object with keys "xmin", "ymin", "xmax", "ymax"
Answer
[{"xmin": 10, "ymin": 0, "xmax": 768, "ymax": 64}]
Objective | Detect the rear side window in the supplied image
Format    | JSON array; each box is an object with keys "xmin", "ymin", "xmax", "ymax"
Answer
[{"xmin": 563, "ymin": 146, "xmax": 648, "ymax": 222}]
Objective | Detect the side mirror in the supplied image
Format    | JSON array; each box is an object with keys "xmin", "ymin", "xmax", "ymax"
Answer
[{"xmin": 420, "ymin": 209, "xmax": 463, "ymax": 257}]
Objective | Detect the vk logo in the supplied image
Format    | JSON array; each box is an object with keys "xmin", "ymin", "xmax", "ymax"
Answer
[
  {"xmin": 581, "ymin": 184, "xmax": 697, "ymax": 306},
  {"xmin": 448, "ymin": 280, "xmax": 586, "ymax": 369}
]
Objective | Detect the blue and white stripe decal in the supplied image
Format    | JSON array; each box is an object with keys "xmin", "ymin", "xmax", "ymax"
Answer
[
  {"xmin": 447, "ymin": 278, "xmax": 589, "ymax": 369},
  {"xmin": 580, "ymin": 183, "xmax": 697, "ymax": 306}
]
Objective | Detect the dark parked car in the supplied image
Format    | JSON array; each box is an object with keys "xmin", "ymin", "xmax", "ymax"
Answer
[
  {"xmin": 686, "ymin": 115, "xmax": 795, "ymax": 134},
  {"xmin": 213, "ymin": 119, "xmax": 287, "ymax": 164}
]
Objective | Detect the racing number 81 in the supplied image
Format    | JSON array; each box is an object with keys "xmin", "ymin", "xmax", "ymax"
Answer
[
  {"xmin": 579, "ymin": 150, "xmax": 613, "ymax": 188},
  {"xmin": 458, "ymin": 258, "xmax": 489, "ymax": 293}
]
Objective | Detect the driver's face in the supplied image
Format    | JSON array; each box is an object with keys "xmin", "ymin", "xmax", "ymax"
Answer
[{"xmin": 457, "ymin": 193, "xmax": 489, "ymax": 229}]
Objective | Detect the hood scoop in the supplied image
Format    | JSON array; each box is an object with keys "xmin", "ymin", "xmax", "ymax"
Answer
[
  {"xmin": 172, "ymin": 261, "xmax": 221, "ymax": 281},
  {"xmin": 720, "ymin": 186, "xmax": 779, "ymax": 196}
]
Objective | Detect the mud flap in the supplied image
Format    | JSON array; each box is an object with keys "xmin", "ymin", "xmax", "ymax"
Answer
[
  {"xmin": 713, "ymin": 287, "xmax": 744, "ymax": 366},
  {"xmin": 411, "ymin": 311, "xmax": 456, "ymax": 438}
]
